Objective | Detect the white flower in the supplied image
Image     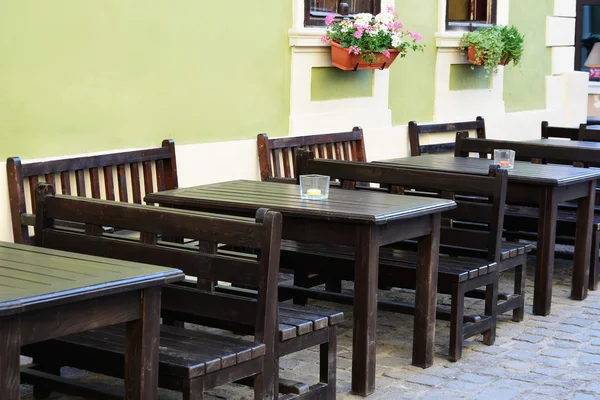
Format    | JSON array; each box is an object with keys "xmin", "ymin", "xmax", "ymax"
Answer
[
  {"xmin": 354, "ymin": 13, "xmax": 374, "ymax": 22},
  {"xmin": 340, "ymin": 20, "xmax": 353, "ymax": 32},
  {"xmin": 392, "ymin": 34, "xmax": 403, "ymax": 47},
  {"xmin": 375, "ymin": 12, "xmax": 394, "ymax": 24}
]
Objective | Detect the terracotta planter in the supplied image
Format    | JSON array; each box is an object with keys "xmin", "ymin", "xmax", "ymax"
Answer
[
  {"xmin": 467, "ymin": 46, "xmax": 509, "ymax": 66},
  {"xmin": 330, "ymin": 41, "xmax": 400, "ymax": 71}
]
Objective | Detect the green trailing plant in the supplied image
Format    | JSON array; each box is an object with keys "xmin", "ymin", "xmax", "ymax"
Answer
[
  {"xmin": 500, "ymin": 25, "xmax": 524, "ymax": 66},
  {"xmin": 460, "ymin": 26, "xmax": 504, "ymax": 76},
  {"xmin": 460, "ymin": 25, "xmax": 524, "ymax": 77}
]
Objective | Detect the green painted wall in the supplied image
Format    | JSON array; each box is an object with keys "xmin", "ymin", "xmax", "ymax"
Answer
[
  {"xmin": 389, "ymin": 0, "xmax": 437, "ymax": 125},
  {"xmin": 0, "ymin": 1, "xmax": 292, "ymax": 159},
  {"xmin": 311, "ymin": 68, "xmax": 373, "ymax": 101},
  {"xmin": 503, "ymin": 0, "xmax": 553, "ymax": 112},
  {"xmin": 449, "ymin": 65, "xmax": 490, "ymax": 90}
]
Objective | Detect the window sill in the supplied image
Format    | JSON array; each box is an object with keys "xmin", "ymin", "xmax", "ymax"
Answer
[
  {"xmin": 435, "ymin": 31, "xmax": 465, "ymax": 48},
  {"xmin": 289, "ymin": 27, "xmax": 328, "ymax": 47}
]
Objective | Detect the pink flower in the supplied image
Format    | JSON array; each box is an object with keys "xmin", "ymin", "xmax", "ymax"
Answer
[
  {"xmin": 348, "ymin": 46, "xmax": 361, "ymax": 55},
  {"xmin": 408, "ymin": 31, "xmax": 423, "ymax": 41},
  {"xmin": 386, "ymin": 5, "xmax": 395, "ymax": 13},
  {"xmin": 382, "ymin": 50, "xmax": 391, "ymax": 58},
  {"xmin": 320, "ymin": 36, "xmax": 328, "ymax": 43},
  {"xmin": 325, "ymin": 14, "xmax": 335, "ymax": 26},
  {"xmin": 354, "ymin": 29, "xmax": 363, "ymax": 39}
]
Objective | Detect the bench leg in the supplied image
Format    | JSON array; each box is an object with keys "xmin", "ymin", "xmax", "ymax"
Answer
[
  {"xmin": 182, "ymin": 378, "xmax": 204, "ymax": 400},
  {"xmin": 590, "ymin": 230, "xmax": 599, "ymax": 291},
  {"xmin": 320, "ymin": 326, "xmax": 337, "ymax": 399},
  {"xmin": 483, "ymin": 278, "xmax": 498, "ymax": 346},
  {"xmin": 0, "ymin": 315, "xmax": 20, "ymax": 400},
  {"xmin": 31, "ymin": 362, "xmax": 61, "ymax": 400},
  {"xmin": 513, "ymin": 263, "xmax": 526, "ymax": 322},
  {"xmin": 449, "ymin": 283, "xmax": 465, "ymax": 362},
  {"xmin": 325, "ymin": 278, "xmax": 342, "ymax": 294},
  {"xmin": 293, "ymin": 268, "xmax": 309, "ymax": 306}
]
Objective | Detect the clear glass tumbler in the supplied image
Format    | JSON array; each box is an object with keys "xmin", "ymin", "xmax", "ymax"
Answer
[
  {"xmin": 299, "ymin": 174, "xmax": 330, "ymax": 200},
  {"xmin": 494, "ymin": 149, "xmax": 516, "ymax": 169}
]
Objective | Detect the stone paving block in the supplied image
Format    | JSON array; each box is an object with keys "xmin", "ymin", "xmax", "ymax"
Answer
[
  {"xmin": 571, "ymin": 393, "xmax": 599, "ymax": 400},
  {"xmin": 441, "ymin": 379, "xmax": 482, "ymax": 392},
  {"xmin": 503, "ymin": 359, "xmax": 536, "ymax": 371},
  {"xmin": 406, "ymin": 374, "xmax": 446, "ymax": 387},
  {"xmin": 581, "ymin": 382, "xmax": 600, "ymax": 395},
  {"xmin": 554, "ymin": 340, "xmax": 581, "ymax": 349},
  {"xmin": 580, "ymin": 353, "xmax": 600, "ymax": 365},
  {"xmin": 473, "ymin": 387, "xmax": 520, "ymax": 400},
  {"xmin": 541, "ymin": 347, "xmax": 578, "ymax": 359},
  {"xmin": 456, "ymin": 372, "xmax": 496, "ymax": 384},
  {"xmin": 514, "ymin": 333, "xmax": 545, "ymax": 343},
  {"xmin": 419, "ymin": 388, "xmax": 469, "ymax": 399},
  {"xmin": 504, "ymin": 349, "xmax": 538, "ymax": 361}
]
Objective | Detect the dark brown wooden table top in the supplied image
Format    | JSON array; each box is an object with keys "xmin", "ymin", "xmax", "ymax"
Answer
[
  {"xmin": 0, "ymin": 241, "xmax": 184, "ymax": 316},
  {"xmin": 526, "ymin": 138, "xmax": 600, "ymax": 147},
  {"xmin": 144, "ymin": 180, "xmax": 456, "ymax": 225},
  {"xmin": 374, "ymin": 154, "xmax": 600, "ymax": 186}
]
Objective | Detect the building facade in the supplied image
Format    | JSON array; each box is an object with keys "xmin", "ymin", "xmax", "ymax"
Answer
[{"xmin": 0, "ymin": 0, "xmax": 591, "ymax": 241}]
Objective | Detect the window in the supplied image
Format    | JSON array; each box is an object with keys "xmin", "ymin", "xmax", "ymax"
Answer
[
  {"xmin": 575, "ymin": 0, "xmax": 600, "ymax": 82},
  {"xmin": 446, "ymin": 0, "xmax": 497, "ymax": 31},
  {"xmin": 305, "ymin": 0, "xmax": 380, "ymax": 27}
]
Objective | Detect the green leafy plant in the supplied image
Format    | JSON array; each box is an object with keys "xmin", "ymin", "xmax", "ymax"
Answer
[
  {"xmin": 460, "ymin": 26, "xmax": 504, "ymax": 76},
  {"xmin": 501, "ymin": 25, "xmax": 524, "ymax": 66},
  {"xmin": 460, "ymin": 25, "xmax": 524, "ymax": 77}
]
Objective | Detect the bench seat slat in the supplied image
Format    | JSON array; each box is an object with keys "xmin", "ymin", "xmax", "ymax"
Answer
[
  {"xmin": 279, "ymin": 303, "xmax": 344, "ymax": 326},
  {"xmin": 39, "ymin": 324, "xmax": 266, "ymax": 379}
]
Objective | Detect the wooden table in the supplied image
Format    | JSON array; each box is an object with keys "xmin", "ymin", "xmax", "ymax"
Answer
[
  {"xmin": 145, "ymin": 179, "xmax": 456, "ymax": 396},
  {"xmin": 374, "ymin": 154, "xmax": 600, "ymax": 316},
  {"xmin": 0, "ymin": 241, "xmax": 184, "ymax": 399}
]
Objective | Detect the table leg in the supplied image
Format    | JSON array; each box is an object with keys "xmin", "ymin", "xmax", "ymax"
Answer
[
  {"xmin": 534, "ymin": 187, "xmax": 558, "ymax": 316},
  {"xmin": 0, "ymin": 315, "xmax": 20, "ymax": 400},
  {"xmin": 413, "ymin": 213, "xmax": 440, "ymax": 368},
  {"xmin": 125, "ymin": 287, "xmax": 161, "ymax": 399},
  {"xmin": 572, "ymin": 180, "xmax": 596, "ymax": 300},
  {"xmin": 351, "ymin": 225, "xmax": 379, "ymax": 397}
]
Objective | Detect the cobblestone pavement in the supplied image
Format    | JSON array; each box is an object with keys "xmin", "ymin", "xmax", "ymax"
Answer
[{"xmin": 20, "ymin": 255, "xmax": 600, "ymax": 399}]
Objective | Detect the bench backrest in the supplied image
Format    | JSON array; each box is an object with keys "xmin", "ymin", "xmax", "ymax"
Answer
[
  {"xmin": 296, "ymin": 150, "xmax": 507, "ymax": 262},
  {"xmin": 540, "ymin": 121, "xmax": 580, "ymax": 140},
  {"xmin": 34, "ymin": 183, "xmax": 282, "ymax": 349},
  {"xmin": 578, "ymin": 125, "xmax": 600, "ymax": 142},
  {"xmin": 7, "ymin": 140, "xmax": 178, "ymax": 245},
  {"xmin": 257, "ymin": 128, "xmax": 366, "ymax": 184},
  {"xmin": 408, "ymin": 117, "xmax": 486, "ymax": 157},
  {"xmin": 454, "ymin": 131, "xmax": 600, "ymax": 166}
]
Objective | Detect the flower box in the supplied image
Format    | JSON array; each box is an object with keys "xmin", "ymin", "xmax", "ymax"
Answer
[
  {"xmin": 467, "ymin": 46, "xmax": 508, "ymax": 66},
  {"xmin": 330, "ymin": 41, "xmax": 400, "ymax": 71},
  {"xmin": 322, "ymin": 7, "xmax": 424, "ymax": 72}
]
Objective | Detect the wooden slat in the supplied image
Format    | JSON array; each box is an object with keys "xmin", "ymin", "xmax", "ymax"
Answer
[
  {"xmin": 142, "ymin": 161, "xmax": 154, "ymax": 195},
  {"xmin": 90, "ymin": 168, "xmax": 101, "ymax": 199},
  {"xmin": 117, "ymin": 164, "xmax": 128, "ymax": 203},
  {"xmin": 60, "ymin": 172, "xmax": 71, "ymax": 195},
  {"xmin": 130, "ymin": 163, "xmax": 142, "ymax": 204},
  {"xmin": 28, "ymin": 176, "xmax": 39, "ymax": 214},
  {"xmin": 75, "ymin": 170, "xmax": 86, "ymax": 197},
  {"xmin": 103, "ymin": 165, "xmax": 115, "ymax": 201}
]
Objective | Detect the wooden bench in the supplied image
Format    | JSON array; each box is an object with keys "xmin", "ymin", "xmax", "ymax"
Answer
[
  {"xmin": 257, "ymin": 128, "xmax": 366, "ymax": 184},
  {"xmin": 408, "ymin": 117, "xmax": 486, "ymax": 157},
  {"xmin": 456, "ymin": 130, "xmax": 600, "ymax": 290},
  {"xmin": 6, "ymin": 139, "xmax": 178, "ymax": 245},
  {"xmin": 279, "ymin": 150, "xmax": 526, "ymax": 361},
  {"xmin": 23, "ymin": 184, "xmax": 340, "ymax": 399}
]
